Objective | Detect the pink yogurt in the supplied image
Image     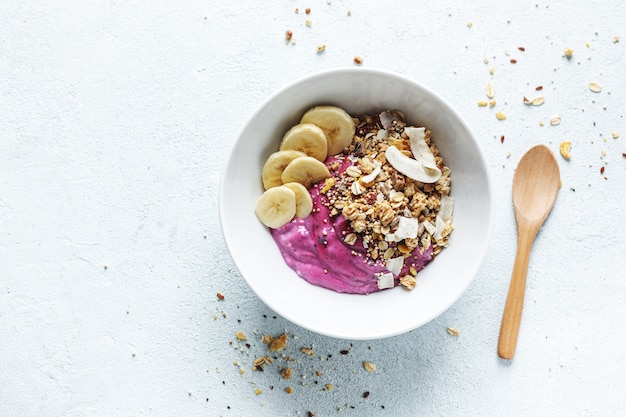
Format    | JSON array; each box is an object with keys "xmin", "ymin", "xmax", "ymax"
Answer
[{"xmin": 271, "ymin": 157, "xmax": 434, "ymax": 295}]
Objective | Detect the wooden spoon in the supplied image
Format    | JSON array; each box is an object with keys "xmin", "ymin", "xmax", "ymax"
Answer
[{"xmin": 498, "ymin": 144, "xmax": 560, "ymax": 360}]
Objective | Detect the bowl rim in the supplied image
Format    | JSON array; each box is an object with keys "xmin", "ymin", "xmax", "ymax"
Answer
[{"xmin": 219, "ymin": 67, "xmax": 495, "ymax": 339}]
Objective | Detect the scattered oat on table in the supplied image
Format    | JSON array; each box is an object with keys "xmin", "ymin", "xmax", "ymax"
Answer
[
  {"xmin": 363, "ymin": 361, "xmax": 376, "ymax": 372},
  {"xmin": 446, "ymin": 327, "xmax": 460, "ymax": 336},
  {"xmin": 589, "ymin": 82, "xmax": 602, "ymax": 93},
  {"xmin": 559, "ymin": 142, "xmax": 572, "ymax": 160}
]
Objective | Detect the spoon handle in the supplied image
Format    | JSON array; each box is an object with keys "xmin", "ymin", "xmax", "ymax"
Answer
[{"xmin": 498, "ymin": 226, "xmax": 536, "ymax": 360}]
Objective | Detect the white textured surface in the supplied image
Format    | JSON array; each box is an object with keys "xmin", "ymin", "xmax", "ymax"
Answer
[{"xmin": 1, "ymin": 1, "xmax": 625, "ymax": 416}]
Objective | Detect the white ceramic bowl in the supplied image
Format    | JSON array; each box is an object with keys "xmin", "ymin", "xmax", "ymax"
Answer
[{"xmin": 220, "ymin": 68, "xmax": 493, "ymax": 340}]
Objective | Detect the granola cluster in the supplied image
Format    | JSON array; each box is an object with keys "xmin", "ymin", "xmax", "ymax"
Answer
[{"xmin": 319, "ymin": 110, "xmax": 453, "ymax": 284}]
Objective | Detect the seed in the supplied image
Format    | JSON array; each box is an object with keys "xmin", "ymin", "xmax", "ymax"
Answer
[
  {"xmin": 363, "ymin": 391, "xmax": 371, "ymax": 398},
  {"xmin": 600, "ymin": 166, "xmax": 605, "ymax": 174},
  {"xmin": 305, "ymin": 7, "xmax": 311, "ymax": 14},
  {"xmin": 446, "ymin": 327, "xmax": 460, "ymax": 336},
  {"xmin": 285, "ymin": 30, "xmax": 293, "ymax": 42},
  {"xmin": 316, "ymin": 44, "xmax": 326, "ymax": 53},
  {"xmin": 510, "ymin": 59, "xmax": 517, "ymax": 63},
  {"xmin": 531, "ymin": 96, "xmax": 545, "ymax": 106},
  {"xmin": 486, "ymin": 82, "xmax": 495, "ymax": 98},
  {"xmin": 363, "ymin": 361, "xmax": 376, "ymax": 372},
  {"xmin": 340, "ymin": 349, "xmax": 349, "ymax": 355},
  {"xmin": 216, "ymin": 292, "xmax": 225, "ymax": 300},
  {"xmin": 353, "ymin": 55, "xmax": 363, "ymax": 65},
  {"xmin": 518, "ymin": 46, "xmax": 526, "ymax": 51},
  {"xmin": 589, "ymin": 82, "xmax": 602, "ymax": 93},
  {"xmin": 536, "ymin": 85, "xmax": 543, "ymax": 90},
  {"xmin": 564, "ymin": 48, "xmax": 573, "ymax": 59},
  {"xmin": 496, "ymin": 111, "xmax": 507, "ymax": 120},
  {"xmin": 500, "ymin": 135, "xmax": 505, "ymax": 143}
]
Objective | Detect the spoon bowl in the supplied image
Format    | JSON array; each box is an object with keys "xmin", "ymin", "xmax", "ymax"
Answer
[{"xmin": 498, "ymin": 144, "xmax": 560, "ymax": 360}]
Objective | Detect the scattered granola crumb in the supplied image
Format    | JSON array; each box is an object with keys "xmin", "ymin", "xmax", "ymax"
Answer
[
  {"xmin": 489, "ymin": 100, "xmax": 496, "ymax": 108},
  {"xmin": 239, "ymin": 368, "xmax": 245, "ymax": 375},
  {"xmin": 564, "ymin": 47, "xmax": 574, "ymax": 59},
  {"xmin": 489, "ymin": 66, "xmax": 495, "ymax": 75},
  {"xmin": 325, "ymin": 384, "xmax": 334, "ymax": 391},
  {"xmin": 347, "ymin": 10, "xmax": 351, "ymax": 16},
  {"xmin": 613, "ymin": 36, "xmax": 620, "ymax": 43},
  {"xmin": 550, "ymin": 115, "xmax": 561, "ymax": 126},
  {"xmin": 518, "ymin": 46, "xmax": 526, "ymax": 51},
  {"xmin": 285, "ymin": 386, "xmax": 293, "ymax": 394},
  {"xmin": 510, "ymin": 59, "xmax": 517, "ymax": 64},
  {"xmin": 559, "ymin": 141, "xmax": 572, "ymax": 160},
  {"xmin": 269, "ymin": 334, "xmax": 288, "ymax": 352},
  {"xmin": 612, "ymin": 132, "xmax": 619, "ymax": 139},
  {"xmin": 496, "ymin": 111, "xmax": 507, "ymax": 120},
  {"xmin": 301, "ymin": 347, "xmax": 315, "ymax": 356},
  {"xmin": 467, "ymin": 22, "xmax": 473, "ymax": 28},
  {"xmin": 305, "ymin": 7, "xmax": 311, "ymax": 14},
  {"xmin": 285, "ymin": 30, "xmax": 293, "ymax": 42},
  {"xmin": 536, "ymin": 85, "xmax": 543, "ymax": 91},
  {"xmin": 363, "ymin": 361, "xmax": 376, "ymax": 372},
  {"xmin": 254, "ymin": 389, "xmax": 262, "ymax": 395},
  {"xmin": 399, "ymin": 275, "xmax": 417, "ymax": 290},
  {"xmin": 353, "ymin": 55, "xmax": 363, "ymax": 65},
  {"xmin": 317, "ymin": 44, "xmax": 326, "ymax": 53},
  {"xmin": 539, "ymin": 120, "xmax": 545, "ymax": 126},
  {"xmin": 216, "ymin": 292, "xmax": 225, "ymax": 300},
  {"xmin": 478, "ymin": 100, "xmax": 488, "ymax": 107},
  {"xmin": 600, "ymin": 166, "xmax": 605, "ymax": 174},
  {"xmin": 446, "ymin": 327, "xmax": 460, "ymax": 336},
  {"xmin": 622, "ymin": 153, "xmax": 626, "ymax": 158},
  {"xmin": 305, "ymin": 19, "xmax": 312, "ymax": 27},
  {"xmin": 483, "ymin": 57, "xmax": 489, "ymax": 64},
  {"xmin": 235, "ymin": 331, "xmax": 248, "ymax": 341},
  {"xmin": 500, "ymin": 135, "xmax": 505, "ymax": 143},
  {"xmin": 281, "ymin": 367, "xmax": 293, "ymax": 379},
  {"xmin": 589, "ymin": 82, "xmax": 602, "ymax": 93}
]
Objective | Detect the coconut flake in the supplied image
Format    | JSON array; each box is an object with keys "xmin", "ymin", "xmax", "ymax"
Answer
[
  {"xmin": 434, "ymin": 196, "xmax": 455, "ymax": 240},
  {"xmin": 385, "ymin": 256, "xmax": 404, "ymax": 276},
  {"xmin": 376, "ymin": 272, "xmax": 395, "ymax": 289},
  {"xmin": 379, "ymin": 111, "xmax": 396, "ymax": 130},
  {"xmin": 394, "ymin": 216, "xmax": 419, "ymax": 240},
  {"xmin": 385, "ymin": 146, "xmax": 441, "ymax": 183},
  {"xmin": 360, "ymin": 160, "xmax": 381, "ymax": 184},
  {"xmin": 406, "ymin": 127, "xmax": 440, "ymax": 171},
  {"xmin": 422, "ymin": 220, "xmax": 436, "ymax": 235},
  {"xmin": 376, "ymin": 129, "xmax": 388, "ymax": 140}
]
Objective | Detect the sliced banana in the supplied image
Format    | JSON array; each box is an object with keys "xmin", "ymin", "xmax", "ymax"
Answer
[
  {"xmin": 283, "ymin": 182, "xmax": 313, "ymax": 218},
  {"xmin": 254, "ymin": 185, "xmax": 297, "ymax": 229},
  {"xmin": 281, "ymin": 156, "xmax": 331, "ymax": 188},
  {"xmin": 280, "ymin": 123, "xmax": 328, "ymax": 162},
  {"xmin": 261, "ymin": 150, "xmax": 307, "ymax": 190},
  {"xmin": 300, "ymin": 105, "xmax": 356, "ymax": 156}
]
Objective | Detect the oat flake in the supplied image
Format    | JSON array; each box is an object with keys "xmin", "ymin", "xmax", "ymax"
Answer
[{"xmin": 589, "ymin": 82, "xmax": 602, "ymax": 93}]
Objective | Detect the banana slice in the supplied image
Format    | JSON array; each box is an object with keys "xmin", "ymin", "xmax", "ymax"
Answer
[
  {"xmin": 280, "ymin": 123, "xmax": 328, "ymax": 162},
  {"xmin": 281, "ymin": 156, "xmax": 331, "ymax": 188},
  {"xmin": 261, "ymin": 150, "xmax": 307, "ymax": 190},
  {"xmin": 254, "ymin": 185, "xmax": 297, "ymax": 229},
  {"xmin": 283, "ymin": 182, "xmax": 313, "ymax": 218},
  {"xmin": 300, "ymin": 105, "xmax": 356, "ymax": 156}
]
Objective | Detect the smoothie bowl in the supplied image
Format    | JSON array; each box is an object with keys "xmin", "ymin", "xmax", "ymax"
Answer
[{"xmin": 219, "ymin": 68, "xmax": 493, "ymax": 340}]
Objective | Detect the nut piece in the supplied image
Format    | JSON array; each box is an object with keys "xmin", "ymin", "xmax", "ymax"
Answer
[
  {"xmin": 560, "ymin": 141, "xmax": 572, "ymax": 160},
  {"xmin": 589, "ymin": 82, "xmax": 602, "ymax": 93},
  {"xmin": 363, "ymin": 361, "xmax": 376, "ymax": 372},
  {"xmin": 399, "ymin": 275, "xmax": 417, "ymax": 290}
]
